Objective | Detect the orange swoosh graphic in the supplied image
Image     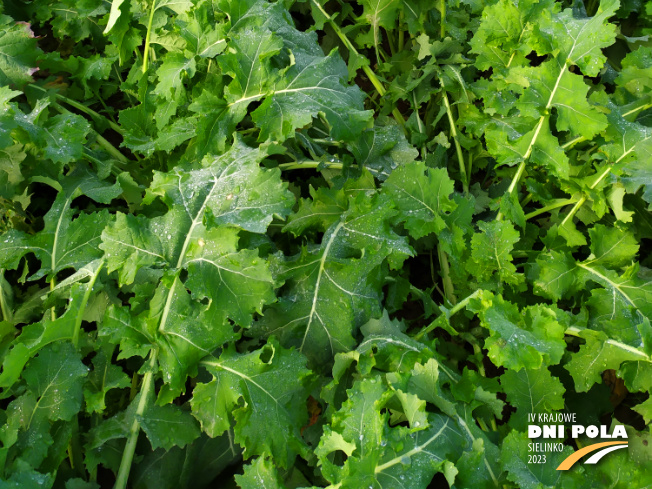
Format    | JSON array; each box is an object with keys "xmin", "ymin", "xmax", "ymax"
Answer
[{"xmin": 556, "ymin": 441, "xmax": 628, "ymax": 470}]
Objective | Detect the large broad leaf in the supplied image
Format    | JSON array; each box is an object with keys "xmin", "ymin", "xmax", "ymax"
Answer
[
  {"xmin": 472, "ymin": 0, "xmax": 619, "ymax": 208},
  {"xmin": 468, "ymin": 292, "xmax": 566, "ymax": 370},
  {"xmin": 253, "ymin": 192, "xmax": 412, "ymax": 367},
  {"xmin": 383, "ymin": 161, "xmax": 457, "ymax": 239},
  {"xmin": 0, "ymin": 343, "xmax": 87, "ymax": 474},
  {"xmin": 565, "ymin": 329, "xmax": 650, "ymax": 392},
  {"xmin": 100, "ymin": 141, "xmax": 294, "ymax": 393},
  {"xmin": 191, "ymin": 339, "xmax": 313, "ymax": 468},
  {"xmin": 187, "ymin": 2, "xmax": 371, "ymax": 156},
  {"xmin": 500, "ymin": 368, "xmax": 565, "ymax": 430},
  {"xmin": 0, "ymin": 167, "xmax": 120, "ymax": 280},
  {"xmin": 0, "ymin": 18, "xmax": 40, "ymax": 87},
  {"xmin": 316, "ymin": 377, "xmax": 501, "ymax": 489}
]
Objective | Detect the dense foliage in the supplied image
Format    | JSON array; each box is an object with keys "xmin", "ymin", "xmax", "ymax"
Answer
[{"xmin": 0, "ymin": 0, "xmax": 651, "ymax": 487}]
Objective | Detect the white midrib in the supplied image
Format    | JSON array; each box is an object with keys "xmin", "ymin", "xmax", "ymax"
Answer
[
  {"xmin": 51, "ymin": 194, "xmax": 74, "ymax": 272},
  {"xmin": 159, "ymin": 177, "xmax": 221, "ymax": 334},
  {"xmin": 228, "ymin": 85, "xmax": 341, "ymax": 107},
  {"xmin": 374, "ymin": 419, "xmax": 450, "ymax": 473},
  {"xmin": 576, "ymin": 262, "xmax": 639, "ymax": 313},
  {"xmin": 299, "ymin": 221, "xmax": 344, "ymax": 353},
  {"xmin": 505, "ymin": 63, "xmax": 568, "ymax": 197},
  {"xmin": 202, "ymin": 360, "xmax": 283, "ymax": 409},
  {"xmin": 456, "ymin": 415, "xmax": 499, "ymax": 487}
]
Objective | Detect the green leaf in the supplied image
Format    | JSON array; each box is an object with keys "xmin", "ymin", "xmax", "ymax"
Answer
[
  {"xmin": 101, "ymin": 141, "xmax": 293, "ymax": 393},
  {"xmin": 586, "ymin": 224, "xmax": 639, "ymax": 270},
  {"xmin": 500, "ymin": 431, "xmax": 577, "ymax": 489},
  {"xmin": 83, "ymin": 339, "xmax": 130, "ymax": 413},
  {"xmin": 0, "ymin": 170, "xmax": 119, "ymax": 279},
  {"xmin": 191, "ymin": 339, "xmax": 313, "ymax": 468},
  {"xmin": 383, "ymin": 161, "xmax": 456, "ymax": 239},
  {"xmin": 22, "ymin": 342, "xmax": 88, "ymax": 422},
  {"xmin": 469, "ymin": 292, "xmax": 566, "ymax": 370},
  {"xmin": 138, "ymin": 403, "xmax": 200, "ymax": 451},
  {"xmin": 236, "ymin": 457, "xmax": 288, "ymax": 489},
  {"xmin": 541, "ymin": 0, "xmax": 620, "ymax": 77},
  {"xmin": 317, "ymin": 377, "xmax": 500, "ymax": 488},
  {"xmin": 565, "ymin": 329, "xmax": 649, "ymax": 391},
  {"xmin": 253, "ymin": 193, "xmax": 412, "ymax": 366},
  {"xmin": 104, "ymin": 0, "xmax": 126, "ymax": 34},
  {"xmin": 467, "ymin": 221, "xmax": 523, "ymax": 289},
  {"xmin": 0, "ymin": 18, "xmax": 40, "ymax": 87},
  {"xmin": 470, "ymin": 0, "xmax": 556, "ymax": 71},
  {"xmin": 500, "ymin": 368, "xmax": 565, "ymax": 430},
  {"xmin": 154, "ymin": 53, "xmax": 196, "ymax": 100},
  {"xmin": 348, "ymin": 124, "xmax": 418, "ymax": 181}
]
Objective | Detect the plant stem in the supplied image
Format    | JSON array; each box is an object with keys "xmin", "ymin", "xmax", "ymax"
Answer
[
  {"xmin": 72, "ymin": 261, "xmax": 103, "ymax": 348},
  {"xmin": 310, "ymin": 0, "xmax": 405, "ymax": 125},
  {"xmin": 142, "ymin": 0, "xmax": 158, "ymax": 73},
  {"xmin": 29, "ymin": 85, "xmax": 123, "ymax": 135},
  {"xmin": 561, "ymin": 166, "xmax": 613, "ymax": 226},
  {"xmin": 622, "ymin": 102, "xmax": 652, "ymax": 118},
  {"xmin": 50, "ymin": 278, "xmax": 57, "ymax": 321},
  {"xmin": 439, "ymin": 0, "xmax": 446, "ymax": 38},
  {"xmin": 437, "ymin": 244, "xmax": 456, "ymax": 305},
  {"xmin": 524, "ymin": 198, "xmax": 579, "ymax": 221},
  {"xmin": 520, "ymin": 192, "xmax": 533, "ymax": 206},
  {"xmin": 415, "ymin": 289, "xmax": 481, "ymax": 340},
  {"xmin": 278, "ymin": 161, "xmax": 344, "ymax": 171},
  {"xmin": 94, "ymin": 132, "xmax": 129, "ymax": 163},
  {"xmin": 412, "ymin": 92, "xmax": 427, "ymax": 159},
  {"xmin": 497, "ymin": 64, "xmax": 568, "ymax": 221},
  {"xmin": 0, "ymin": 269, "xmax": 12, "ymax": 324},
  {"xmin": 441, "ymin": 89, "xmax": 468, "ymax": 194},
  {"xmin": 398, "ymin": 12, "xmax": 405, "ymax": 51},
  {"xmin": 561, "ymin": 136, "xmax": 585, "ymax": 149},
  {"xmin": 114, "ymin": 350, "xmax": 158, "ymax": 489}
]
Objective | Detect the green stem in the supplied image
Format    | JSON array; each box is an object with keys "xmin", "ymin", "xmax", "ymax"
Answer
[
  {"xmin": 565, "ymin": 326, "xmax": 651, "ymax": 361},
  {"xmin": 561, "ymin": 165, "xmax": 612, "ymax": 227},
  {"xmin": 437, "ymin": 244, "xmax": 456, "ymax": 305},
  {"xmin": 441, "ymin": 89, "xmax": 468, "ymax": 194},
  {"xmin": 50, "ymin": 278, "xmax": 57, "ymax": 321},
  {"xmin": 91, "ymin": 87, "xmax": 119, "ymax": 126},
  {"xmin": 29, "ymin": 85, "xmax": 123, "ymax": 135},
  {"xmin": 622, "ymin": 102, "xmax": 652, "ymax": 118},
  {"xmin": 310, "ymin": 0, "xmax": 405, "ymax": 125},
  {"xmin": 397, "ymin": 12, "xmax": 405, "ymax": 51},
  {"xmin": 415, "ymin": 289, "xmax": 481, "ymax": 340},
  {"xmin": 0, "ymin": 269, "xmax": 12, "ymax": 324},
  {"xmin": 94, "ymin": 132, "xmax": 129, "ymax": 164},
  {"xmin": 412, "ymin": 92, "xmax": 427, "ymax": 159},
  {"xmin": 561, "ymin": 136, "xmax": 585, "ymax": 149},
  {"xmin": 385, "ymin": 29, "xmax": 396, "ymax": 57},
  {"xmin": 466, "ymin": 151, "xmax": 473, "ymax": 188},
  {"xmin": 278, "ymin": 161, "xmax": 344, "ymax": 171},
  {"xmin": 447, "ymin": 289, "xmax": 481, "ymax": 316},
  {"xmin": 311, "ymin": 138, "xmax": 345, "ymax": 147},
  {"xmin": 497, "ymin": 64, "xmax": 568, "ymax": 221},
  {"xmin": 142, "ymin": 0, "xmax": 158, "ymax": 73},
  {"xmin": 72, "ymin": 261, "xmax": 103, "ymax": 348},
  {"xmin": 114, "ymin": 351, "xmax": 158, "ymax": 489},
  {"xmin": 524, "ymin": 198, "xmax": 579, "ymax": 221},
  {"xmin": 439, "ymin": 0, "xmax": 446, "ymax": 38}
]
